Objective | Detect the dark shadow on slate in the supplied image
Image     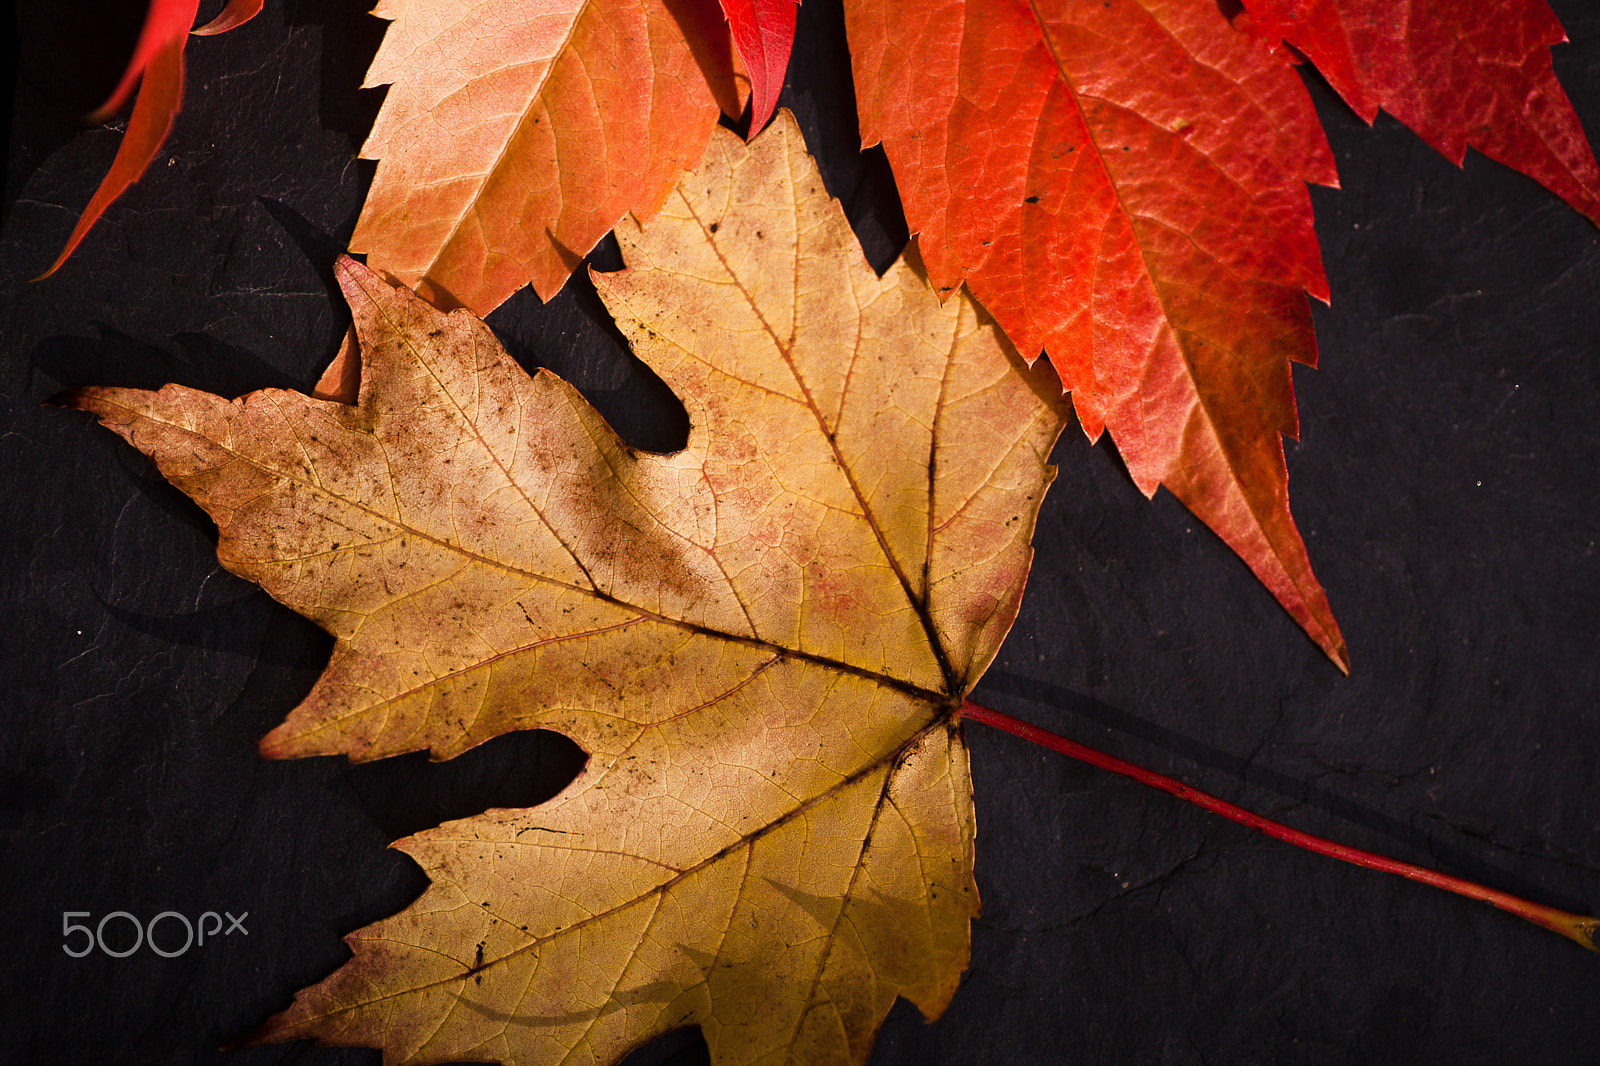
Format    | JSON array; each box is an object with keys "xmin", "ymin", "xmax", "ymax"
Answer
[
  {"xmin": 51, "ymin": 443, "xmax": 224, "ymax": 544},
  {"xmin": 0, "ymin": 0, "xmax": 19, "ymax": 179},
  {"xmin": 717, "ymin": 108, "xmax": 754, "ymax": 142},
  {"xmin": 342, "ymin": 729, "xmax": 590, "ymax": 842},
  {"xmin": 0, "ymin": 767, "xmax": 58, "ymax": 821},
  {"xmin": 618, "ymin": 1027, "xmax": 712, "ymax": 1066},
  {"xmin": 32, "ymin": 324, "xmax": 302, "ymax": 398},
  {"xmin": 5, "ymin": 0, "xmax": 143, "ymax": 204},
  {"xmin": 282, "ymin": 0, "xmax": 389, "ymax": 154},
  {"xmin": 13, "ymin": 0, "xmax": 140, "ymax": 115},
  {"xmin": 226, "ymin": 593, "xmax": 341, "ymax": 702},
  {"xmin": 782, "ymin": 0, "xmax": 909, "ymax": 276},
  {"xmin": 971, "ymin": 670, "xmax": 1593, "ymax": 912},
  {"xmin": 255, "ymin": 195, "xmax": 359, "ymax": 387},
  {"xmin": 489, "ymin": 236, "xmax": 694, "ymax": 457},
  {"xmin": 258, "ymin": 197, "xmax": 350, "ymax": 301},
  {"xmin": 99, "ymin": 591, "xmax": 337, "ymax": 671}
]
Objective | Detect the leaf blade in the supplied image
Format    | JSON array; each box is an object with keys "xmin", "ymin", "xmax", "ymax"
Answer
[
  {"xmin": 35, "ymin": 25, "xmax": 191, "ymax": 280},
  {"xmin": 90, "ymin": 0, "xmax": 200, "ymax": 120}
]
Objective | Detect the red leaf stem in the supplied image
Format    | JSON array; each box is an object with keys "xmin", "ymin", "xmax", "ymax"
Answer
[{"xmin": 960, "ymin": 700, "xmax": 1600, "ymax": 949}]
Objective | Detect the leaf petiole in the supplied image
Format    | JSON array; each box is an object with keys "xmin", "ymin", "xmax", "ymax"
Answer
[{"xmin": 960, "ymin": 700, "xmax": 1600, "ymax": 950}]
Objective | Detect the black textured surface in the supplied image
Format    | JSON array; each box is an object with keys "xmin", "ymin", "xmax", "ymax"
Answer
[{"xmin": 2, "ymin": 1, "xmax": 1599, "ymax": 1063}]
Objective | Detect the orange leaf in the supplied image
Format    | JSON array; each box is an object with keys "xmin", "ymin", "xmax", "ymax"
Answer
[
  {"xmin": 349, "ymin": 0, "xmax": 748, "ymax": 315},
  {"xmin": 1241, "ymin": 0, "xmax": 1600, "ymax": 224},
  {"xmin": 844, "ymin": 0, "xmax": 1349, "ymax": 668}
]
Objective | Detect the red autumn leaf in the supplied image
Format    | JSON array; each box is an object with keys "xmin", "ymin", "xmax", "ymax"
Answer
[
  {"xmin": 844, "ymin": 0, "xmax": 1349, "ymax": 668},
  {"xmin": 719, "ymin": 0, "xmax": 800, "ymax": 131},
  {"xmin": 1240, "ymin": 0, "xmax": 1600, "ymax": 224},
  {"xmin": 34, "ymin": 0, "xmax": 261, "ymax": 280},
  {"xmin": 34, "ymin": 0, "xmax": 197, "ymax": 280},
  {"xmin": 89, "ymin": 0, "xmax": 199, "ymax": 122}
]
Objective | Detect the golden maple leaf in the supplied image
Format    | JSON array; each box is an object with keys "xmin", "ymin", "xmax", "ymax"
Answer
[
  {"xmin": 65, "ymin": 115, "xmax": 1068, "ymax": 1064},
  {"xmin": 350, "ymin": 0, "xmax": 747, "ymax": 315}
]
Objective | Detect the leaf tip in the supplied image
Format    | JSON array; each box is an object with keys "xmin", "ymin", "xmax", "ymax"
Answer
[
  {"xmin": 1297, "ymin": 600, "xmax": 1349, "ymax": 674},
  {"xmin": 1304, "ymin": 601, "xmax": 1349, "ymax": 674},
  {"xmin": 257, "ymin": 724, "xmax": 303, "ymax": 761},
  {"xmin": 31, "ymin": 238, "xmax": 85, "ymax": 284},
  {"xmin": 333, "ymin": 255, "xmax": 404, "ymax": 319},
  {"xmin": 47, "ymin": 386, "xmax": 95, "ymax": 413},
  {"xmin": 192, "ymin": 0, "xmax": 264, "ymax": 37},
  {"xmin": 332, "ymin": 253, "xmax": 374, "ymax": 288},
  {"xmin": 43, "ymin": 31, "xmax": 189, "ymax": 279},
  {"xmin": 50, "ymin": 385, "xmax": 137, "ymax": 425},
  {"xmin": 225, "ymin": 1000, "xmax": 315, "ymax": 1053}
]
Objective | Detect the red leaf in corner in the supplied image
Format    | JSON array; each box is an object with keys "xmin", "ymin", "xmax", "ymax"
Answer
[
  {"xmin": 36, "ymin": 0, "xmax": 264, "ymax": 280},
  {"xmin": 35, "ymin": 0, "xmax": 197, "ymax": 280},
  {"xmin": 719, "ymin": 0, "xmax": 799, "ymax": 131},
  {"xmin": 194, "ymin": 0, "xmax": 265, "ymax": 37},
  {"xmin": 89, "ymin": 0, "xmax": 199, "ymax": 122},
  {"xmin": 844, "ymin": 0, "xmax": 1350, "ymax": 668},
  {"xmin": 1241, "ymin": 0, "xmax": 1600, "ymax": 224}
]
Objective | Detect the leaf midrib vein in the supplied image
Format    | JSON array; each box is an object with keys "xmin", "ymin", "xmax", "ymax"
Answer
[
  {"xmin": 415, "ymin": 0, "xmax": 595, "ymax": 282},
  {"xmin": 88, "ymin": 393, "xmax": 947, "ymax": 708},
  {"xmin": 671, "ymin": 182, "xmax": 963, "ymax": 694},
  {"xmin": 783, "ymin": 740, "xmax": 903, "ymax": 1055}
]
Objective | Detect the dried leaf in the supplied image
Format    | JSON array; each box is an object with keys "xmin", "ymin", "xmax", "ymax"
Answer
[
  {"xmin": 844, "ymin": 0, "xmax": 1348, "ymax": 668},
  {"xmin": 349, "ymin": 0, "xmax": 748, "ymax": 315},
  {"xmin": 66, "ymin": 113, "xmax": 1069, "ymax": 1065}
]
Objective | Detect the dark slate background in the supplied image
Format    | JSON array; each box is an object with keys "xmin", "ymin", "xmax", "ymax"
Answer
[{"xmin": 3, "ymin": 1, "xmax": 1599, "ymax": 1063}]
